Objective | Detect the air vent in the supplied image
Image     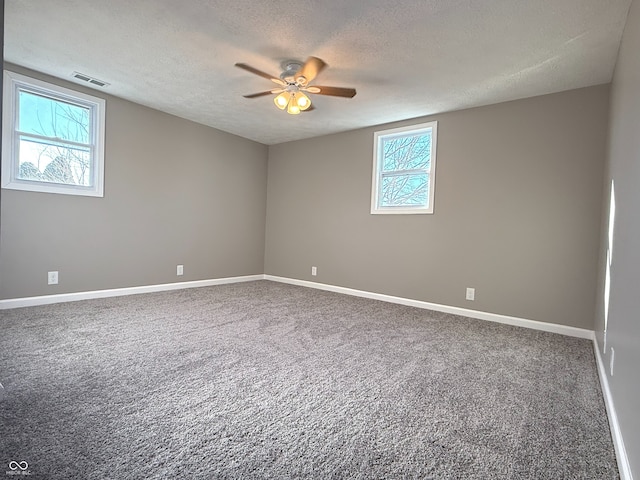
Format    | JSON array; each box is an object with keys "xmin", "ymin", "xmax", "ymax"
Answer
[{"xmin": 72, "ymin": 71, "xmax": 109, "ymax": 88}]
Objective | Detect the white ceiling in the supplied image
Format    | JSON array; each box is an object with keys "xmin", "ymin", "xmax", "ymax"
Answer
[{"xmin": 4, "ymin": 0, "xmax": 632, "ymax": 145}]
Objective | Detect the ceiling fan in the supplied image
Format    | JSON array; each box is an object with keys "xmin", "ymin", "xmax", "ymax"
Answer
[{"xmin": 235, "ymin": 56, "xmax": 356, "ymax": 115}]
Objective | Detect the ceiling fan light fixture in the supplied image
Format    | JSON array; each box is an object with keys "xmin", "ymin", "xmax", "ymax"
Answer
[
  {"xmin": 287, "ymin": 96, "xmax": 301, "ymax": 115},
  {"xmin": 296, "ymin": 92, "xmax": 311, "ymax": 110},
  {"xmin": 274, "ymin": 91, "xmax": 290, "ymax": 110}
]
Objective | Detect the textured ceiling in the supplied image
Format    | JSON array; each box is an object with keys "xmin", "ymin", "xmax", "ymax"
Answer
[{"xmin": 4, "ymin": 0, "xmax": 632, "ymax": 145}]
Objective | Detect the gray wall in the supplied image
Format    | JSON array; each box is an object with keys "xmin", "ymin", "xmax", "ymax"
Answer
[
  {"xmin": 0, "ymin": 65, "xmax": 268, "ymax": 300},
  {"xmin": 265, "ymin": 85, "xmax": 609, "ymax": 329},
  {"xmin": 595, "ymin": 0, "xmax": 640, "ymax": 475}
]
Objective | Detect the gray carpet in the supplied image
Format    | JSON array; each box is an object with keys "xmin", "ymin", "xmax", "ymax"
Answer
[{"xmin": 0, "ymin": 280, "xmax": 618, "ymax": 479}]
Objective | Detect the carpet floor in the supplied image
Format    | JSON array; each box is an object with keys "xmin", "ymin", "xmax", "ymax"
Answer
[{"xmin": 0, "ymin": 280, "xmax": 618, "ymax": 479}]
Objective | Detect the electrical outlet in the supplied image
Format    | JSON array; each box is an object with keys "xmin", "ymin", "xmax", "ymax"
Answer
[
  {"xmin": 177, "ymin": 265, "xmax": 184, "ymax": 276},
  {"xmin": 610, "ymin": 347, "xmax": 615, "ymax": 376},
  {"xmin": 311, "ymin": 266, "xmax": 317, "ymax": 276},
  {"xmin": 48, "ymin": 271, "xmax": 59, "ymax": 285},
  {"xmin": 465, "ymin": 287, "xmax": 475, "ymax": 301}
]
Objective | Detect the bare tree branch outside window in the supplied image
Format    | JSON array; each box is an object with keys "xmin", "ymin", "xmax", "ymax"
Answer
[{"xmin": 380, "ymin": 133, "xmax": 431, "ymax": 207}]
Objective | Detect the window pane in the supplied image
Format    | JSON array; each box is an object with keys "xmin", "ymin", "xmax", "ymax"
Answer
[
  {"xmin": 380, "ymin": 173, "xmax": 428, "ymax": 207},
  {"xmin": 18, "ymin": 137, "xmax": 92, "ymax": 186},
  {"xmin": 18, "ymin": 90, "xmax": 90, "ymax": 144},
  {"xmin": 381, "ymin": 132, "xmax": 431, "ymax": 171}
]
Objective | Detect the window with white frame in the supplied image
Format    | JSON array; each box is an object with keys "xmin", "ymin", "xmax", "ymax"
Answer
[
  {"xmin": 2, "ymin": 71, "xmax": 106, "ymax": 197},
  {"xmin": 371, "ymin": 121, "xmax": 437, "ymax": 214}
]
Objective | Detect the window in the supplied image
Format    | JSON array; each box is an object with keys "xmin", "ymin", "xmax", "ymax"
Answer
[
  {"xmin": 371, "ymin": 121, "xmax": 437, "ymax": 214},
  {"xmin": 603, "ymin": 179, "xmax": 616, "ymax": 353},
  {"xmin": 2, "ymin": 71, "xmax": 106, "ymax": 197}
]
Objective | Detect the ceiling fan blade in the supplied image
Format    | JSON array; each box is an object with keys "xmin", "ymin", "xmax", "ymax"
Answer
[
  {"xmin": 235, "ymin": 63, "xmax": 285, "ymax": 86},
  {"xmin": 296, "ymin": 57, "xmax": 327, "ymax": 85},
  {"xmin": 243, "ymin": 91, "xmax": 277, "ymax": 99},
  {"xmin": 312, "ymin": 86, "xmax": 357, "ymax": 98}
]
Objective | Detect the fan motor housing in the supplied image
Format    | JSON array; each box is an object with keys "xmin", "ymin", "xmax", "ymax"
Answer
[{"xmin": 280, "ymin": 60, "xmax": 304, "ymax": 82}]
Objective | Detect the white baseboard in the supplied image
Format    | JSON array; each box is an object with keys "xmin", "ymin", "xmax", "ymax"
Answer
[
  {"xmin": 0, "ymin": 274, "xmax": 264, "ymax": 310},
  {"xmin": 2, "ymin": 273, "xmax": 593, "ymax": 340},
  {"xmin": 264, "ymin": 275, "xmax": 594, "ymax": 340},
  {"xmin": 593, "ymin": 337, "xmax": 634, "ymax": 480}
]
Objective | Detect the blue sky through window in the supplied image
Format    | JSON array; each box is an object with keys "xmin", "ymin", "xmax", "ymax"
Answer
[
  {"xmin": 16, "ymin": 90, "xmax": 92, "ymax": 186},
  {"xmin": 18, "ymin": 91, "xmax": 90, "ymax": 144}
]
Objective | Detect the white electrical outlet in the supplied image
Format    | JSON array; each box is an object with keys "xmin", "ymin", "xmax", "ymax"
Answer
[
  {"xmin": 610, "ymin": 347, "xmax": 615, "ymax": 376},
  {"xmin": 465, "ymin": 287, "xmax": 475, "ymax": 301},
  {"xmin": 311, "ymin": 266, "xmax": 317, "ymax": 276},
  {"xmin": 48, "ymin": 271, "xmax": 59, "ymax": 285},
  {"xmin": 177, "ymin": 265, "xmax": 184, "ymax": 276}
]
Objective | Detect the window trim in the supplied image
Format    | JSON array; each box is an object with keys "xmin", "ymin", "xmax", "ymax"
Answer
[
  {"xmin": 370, "ymin": 121, "xmax": 438, "ymax": 215},
  {"xmin": 1, "ymin": 70, "xmax": 106, "ymax": 197}
]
